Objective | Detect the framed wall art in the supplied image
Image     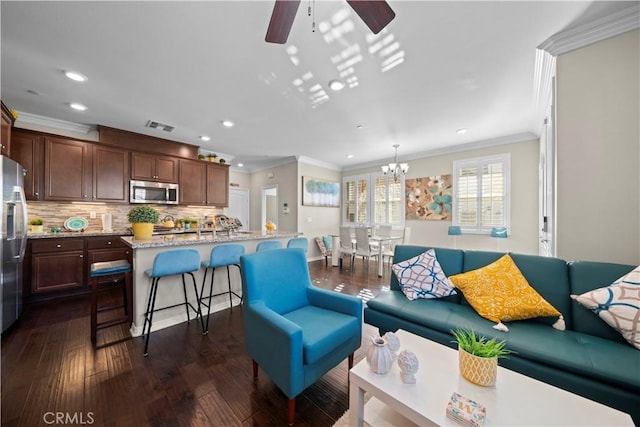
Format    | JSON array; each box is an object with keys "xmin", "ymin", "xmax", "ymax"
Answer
[
  {"xmin": 405, "ymin": 175, "xmax": 453, "ymax": 220},
  {"xmin": 302, "ymin": 176, "xmax": 340, "ymax": 207}
]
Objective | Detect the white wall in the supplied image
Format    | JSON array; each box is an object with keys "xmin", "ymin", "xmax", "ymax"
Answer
[
  {"xmin": 556, "ymin": 29, "xmax": 640, "ymax": 265},
  {"xmin": 249, "ymin": 161, "xmax": 298, "ymax": 233},
  {"xmin": 297, "ymin": 161, "xmax": 342, "ymax": 259},
  {"xmin": 346, "ymin": 139, "xmax": 540, "ymax": 255}
]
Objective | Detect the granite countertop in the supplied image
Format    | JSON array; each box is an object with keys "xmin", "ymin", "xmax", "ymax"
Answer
[
  {"xmin": 121, "ymin": 230, "xmax": 299, "ymax": 249},
  {"xmin": 27, "ymin": 229, "xmax": 131, "ymax": 239}
]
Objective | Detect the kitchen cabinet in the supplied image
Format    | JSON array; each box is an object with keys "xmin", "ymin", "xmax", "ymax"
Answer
[
  {"xmin": 29, "ymin": 238, "xmax": 85, "ymax": 296},
  {"xmin": 179, "ymin": 159, "xmax": 207, "ymax": 205},
  {"xmin": 44, "ymin": 136, "xmax": 93, "ymax": 201},
  {"xmin": 24, "ymin": 235, "xmax": 131, "ymax": 302},
  {"xmin": 206, "ymin": 163, "xmax": 229, "ymax": 207},
  {"xmin": 1, "ymin": 101, "xmax": 13, "ymax": 157},
  {"xmin": 93, "ymin": 145, "xmax": 129, "ymax": 202},
  {"xmin": 178, "ymin": 160, "xmax": 229, "ymax": 206},
  {"xmin": 131, "ymin": 151, "xmax": 178, "ymax": 183},
  {"xmin": 10, "ymin": 129, "xmax": 43, "ymax": 200}
]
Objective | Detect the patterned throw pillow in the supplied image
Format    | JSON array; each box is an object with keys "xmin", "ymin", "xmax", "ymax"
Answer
[
  {"xmin": 449, "ymin": 254, "xmax": 562, "ymax": 330},
  {"xmin": 392, "ymin": 249, "xmax": 457, "ymax": 300},
  {"xmin": 571, "ymin": 266, "xmax": 640, "ymax": 350}
]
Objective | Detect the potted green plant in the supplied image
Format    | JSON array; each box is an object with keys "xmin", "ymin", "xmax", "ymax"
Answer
[
  {"xmin": 207, "ymin": 153, "xmax": 217, "ymax": 163},
  {"xmin": 29, "ymin": 218, "xmax": 44, "ymax": 233},
  {"xmin": 127, "ymin": 205, "xmax": 159, "ymax": 240},
  {"xmin": 218, "ymin": 158, "xmax": 226, "ymax": 164},
  {"xmin": 198, "ymin": 154, "xmax": 205, "ymax": 160},
  {"xmin": 182, "ymin": 217, "xmax": 192, "ymax": 229},
  {"xmin": 451, "ymin": 328, "xmax": 513, "ymax": 386}
]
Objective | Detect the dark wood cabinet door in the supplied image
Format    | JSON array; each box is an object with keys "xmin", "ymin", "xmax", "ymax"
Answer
[
  {"xmin": 156, "ymin": 155, "xmax": 178, "ymax": 183},
  {"xmin": 206, "ymin": 163, "xmax": 229, "ymax": 207},
  {"xmin": 44, "ymin": 137, "xmax": 92, "ymax": 201},
  {"xmin": 10, "ymin": 129, "xmax": 43, "ymax": 200},
  {"xmin": 1, "ymin": 106, "xmax": 11, "ymax": 157},
  {"xmin": 31, "ymin": 251, "xmax": 85, "ymax": 294},
  {"xmin": 131, "ymin": 151, "xmax": 178, "ymax": 183},
  {"xmin": 93, "ymin": 145, "xmax": 129, "ymax": 202},
  {"xmin": 179, "ymin": 159, "xmax": 206, "ymax": 205}
]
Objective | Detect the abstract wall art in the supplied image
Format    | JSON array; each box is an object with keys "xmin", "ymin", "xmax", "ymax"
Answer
[{"xmin": 405, "ymin": 175, "xmax": 453, "ymax": 220}]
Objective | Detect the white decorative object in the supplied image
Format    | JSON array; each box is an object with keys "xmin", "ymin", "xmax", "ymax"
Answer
[
  {"xmin": 366, "ymin": 336, "xmax": 394, "ymax": 375},
  {"xmin": 397, "ymin": 349, "xmax": 419, "ymax": 383},
  {"xmin": 383, "ymin": 331, "xmax": 401, "ymax": 358}
]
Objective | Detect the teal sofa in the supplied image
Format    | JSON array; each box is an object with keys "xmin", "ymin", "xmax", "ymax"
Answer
[{"xmin": 364, "ymin": 245, "xmax": 640, "ymax": 423}]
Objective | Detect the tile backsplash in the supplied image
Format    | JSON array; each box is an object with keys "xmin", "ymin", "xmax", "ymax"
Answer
[{"xmin": 26, "ymin": 202, "xmax": 225, "ymax": 232}]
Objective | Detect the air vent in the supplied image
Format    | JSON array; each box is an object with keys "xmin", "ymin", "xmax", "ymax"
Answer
[{"xmin": 145, "ymin": 120, "xmax": 175, "ymax": 132}]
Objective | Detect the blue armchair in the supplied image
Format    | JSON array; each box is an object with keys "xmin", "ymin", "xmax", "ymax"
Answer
[{"xmin": 240, "ymin": 248, "xmax": 362, "ymax": 426}]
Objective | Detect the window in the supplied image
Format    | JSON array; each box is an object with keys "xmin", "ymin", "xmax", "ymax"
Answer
[
  {"xmin": 453, "ymin": 153, "xmax": 510, "ymax": 233},
  {"xmin": 343, "ymin": 173, "xmax": 404, "ymax": 226}
]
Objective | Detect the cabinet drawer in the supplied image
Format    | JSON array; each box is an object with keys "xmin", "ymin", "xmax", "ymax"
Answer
[
  {"xmin": 31, "ymin": 238, "xmax": 85, "ymax": 253},
  {"xmin": 86, "ymin": 236, "xmax": 126, "ymax": 250}
]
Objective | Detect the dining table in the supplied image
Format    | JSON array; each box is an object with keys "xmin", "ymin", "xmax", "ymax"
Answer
[{"xmin": 369, "ymin": 235, "xmax": 403, "ymax": 277}]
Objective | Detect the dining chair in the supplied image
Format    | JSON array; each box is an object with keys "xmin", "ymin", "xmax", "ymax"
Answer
[
  {"xmin": 240, "ymin": 248, "xmax": 362, "ymax": 426},
  {"xmin": 338, "ymin": 226, "xmax": 355, "ymax": 269},
  {"xmin": 354, "ymin": 226, "xmax": 379, "ymax": 270}
]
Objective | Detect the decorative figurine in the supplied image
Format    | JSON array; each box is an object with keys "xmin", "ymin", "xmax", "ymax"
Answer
[{"xmin": 397, "ymin": 349, "xmax": 419, "ymax": 383}]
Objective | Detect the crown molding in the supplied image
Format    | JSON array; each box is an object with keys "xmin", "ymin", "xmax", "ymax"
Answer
[
  {"xmin": 14, "ymin": 111, "xmax": 94, "ymax": 134},
  {"xmin": 538, "ymin": 4, "xmax": 640, "ymax": 56},
  {"xmin": 296, "ymin": 155, "xmax": 342, "ymax": 171},
  {"xmin": 343, "ymin": 132, "xmax": 538, "ymax": 172}
]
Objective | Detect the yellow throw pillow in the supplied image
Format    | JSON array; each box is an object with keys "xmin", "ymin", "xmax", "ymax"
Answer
[{"xmin": 449, "ymin": 254, "xmax": 562, "ymax": 329}]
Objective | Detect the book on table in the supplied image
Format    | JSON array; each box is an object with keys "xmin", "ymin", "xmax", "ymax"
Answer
[{"xmin": 446, "ymin": 392, "xmax": 487, "ymax": 427}]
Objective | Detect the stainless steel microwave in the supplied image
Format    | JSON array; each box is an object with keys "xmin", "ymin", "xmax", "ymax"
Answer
[{"xmin": 130, "ymin": 180, "xmax": 179, "ymax": 205}]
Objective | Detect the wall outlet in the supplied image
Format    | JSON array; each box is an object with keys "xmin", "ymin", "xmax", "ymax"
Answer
[{"xmin": 90, "ymin": 211, "xmax": 97, "ymax": 219}]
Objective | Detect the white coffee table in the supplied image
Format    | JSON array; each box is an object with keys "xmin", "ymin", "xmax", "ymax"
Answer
[{"xmin": 349, "ymin": 329, "xmax": 633, "ymax": 426}]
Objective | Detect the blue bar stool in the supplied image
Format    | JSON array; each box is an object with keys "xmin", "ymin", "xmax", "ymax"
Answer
[
  {"xmin": 90, "ymin": 259, "xmax": 132, "ymax": 347},
  {"xmin": 286, "ymin": 237, "xmax": 308, "ymax": 253},
  {"xmin": 142, "ymin": 249, "xmax": 205, "ymax": 356},
  {"xmin": 256, "ymin": 240, "xmax": 283, "ymax": 251},
  {"xmin": 200, "ymin": 244, "xmax": 245, "ymax": 332}
]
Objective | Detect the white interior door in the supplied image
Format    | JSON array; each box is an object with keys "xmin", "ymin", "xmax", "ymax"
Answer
[{"xmin": 227, "ymin": 188, "xmax": 250, "ymax": 231}]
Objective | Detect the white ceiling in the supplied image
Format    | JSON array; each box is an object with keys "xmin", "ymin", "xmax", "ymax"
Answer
[{"xmin": 1, "ymin": 1, "xmax": 635, "ymax": 172}]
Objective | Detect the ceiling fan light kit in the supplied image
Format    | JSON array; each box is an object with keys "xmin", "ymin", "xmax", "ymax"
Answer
[{"xmin": 265, "ymin": 0, "xmax": 395, "ymax": 44}]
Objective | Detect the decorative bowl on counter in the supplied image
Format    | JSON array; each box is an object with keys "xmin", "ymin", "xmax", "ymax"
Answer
[{"xmin": 64, "ymin": 217, "xmax": 89, "ymax": 231}]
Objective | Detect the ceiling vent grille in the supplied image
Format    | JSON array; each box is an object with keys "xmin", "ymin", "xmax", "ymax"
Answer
[{"xmin": 145, "ymin": 120, "xmax": 175, "ymax": 132}]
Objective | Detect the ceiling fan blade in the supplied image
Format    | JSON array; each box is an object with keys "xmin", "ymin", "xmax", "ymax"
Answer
[
  {"xmin": 346, "ymin": 0, "xmax": 395, "ymax": 34},
  {"xmin": 265, "ymin": 0, "xmax": 301, "ymax": 44}
]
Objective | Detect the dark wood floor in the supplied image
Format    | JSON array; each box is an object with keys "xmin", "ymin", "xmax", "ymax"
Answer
[{"xmin": 1, "ymin": 258, "xmax": 389, "ymax": 427}]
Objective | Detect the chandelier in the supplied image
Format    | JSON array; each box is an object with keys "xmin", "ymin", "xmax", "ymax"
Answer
[{"xmin": 381, "ymin": 144, "xmax": 409, "ymax": 182}]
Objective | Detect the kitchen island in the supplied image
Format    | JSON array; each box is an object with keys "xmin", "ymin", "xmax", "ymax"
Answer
[{"xmin": 121, "ymin": 230, "xmax": 298, "ymax": 336}]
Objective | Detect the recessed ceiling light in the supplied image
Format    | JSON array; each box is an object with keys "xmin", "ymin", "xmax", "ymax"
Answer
[
  {"xmin": 64, "ymin": 70, "xmax": 87, "ymax": 82},
  {"xmin": 356, "ymin": 125, "xmax": 363, "ymax": 129},
  {"xmin": 456, "ymin": 128, "xmax": 467, "ymax": 134},
  {"xmin": 200, "ymin": 135, "xmax": 211, "ymax": 141},
  {"xmin": 329, "ymin": 79, "xmax": 345, "ymax": 91},
  {"xmin": 237, "ymin": 163, "xmax": 244, "ymax": 168},
  {"xmin": 221, "ymin": 120, "xmax": 234, "ymax": 128},
  {"xmin": 346, "ymin": 154, "xmax": 354, "ymax": 159},
  {"xmin": 69, "ymin": 102, "xmax": 87, "ymax": 111}
]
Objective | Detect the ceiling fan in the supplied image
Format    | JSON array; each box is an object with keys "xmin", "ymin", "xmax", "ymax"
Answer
[{"xmin": 265, "ymin": 0, "xmax": 395, "ymax": 44}]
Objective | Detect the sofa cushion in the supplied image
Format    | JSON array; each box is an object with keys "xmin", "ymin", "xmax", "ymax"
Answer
[
  {"xmin": 450, "ymin": 254, "xmax": 562, "ymax": 328},
  {"xmin": 505, "ymin": 322, "xmax": 640, "ymax": 392},
  {"xmin": 572, "ymin": 265, "xmax": 640, "ymax": 350},
  {"xmin": 322, "ymin": 235, "xmax": 333, "ymax": 250},
  {"xmin": 569, "ymin": 261, "xmax": 636, "ymax": 343},
  {"xmin": 283, "ymin": 305, "xmax": 360, "ymax": 365},
  {"xmin": 392, "ymin": 249, "xmax": 457, "ymax": 300}
]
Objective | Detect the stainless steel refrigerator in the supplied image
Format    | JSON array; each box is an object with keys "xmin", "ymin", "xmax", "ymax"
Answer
[{"xmin": 1, "ymin": 155, "xmax": 27, "ymax": 333}]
